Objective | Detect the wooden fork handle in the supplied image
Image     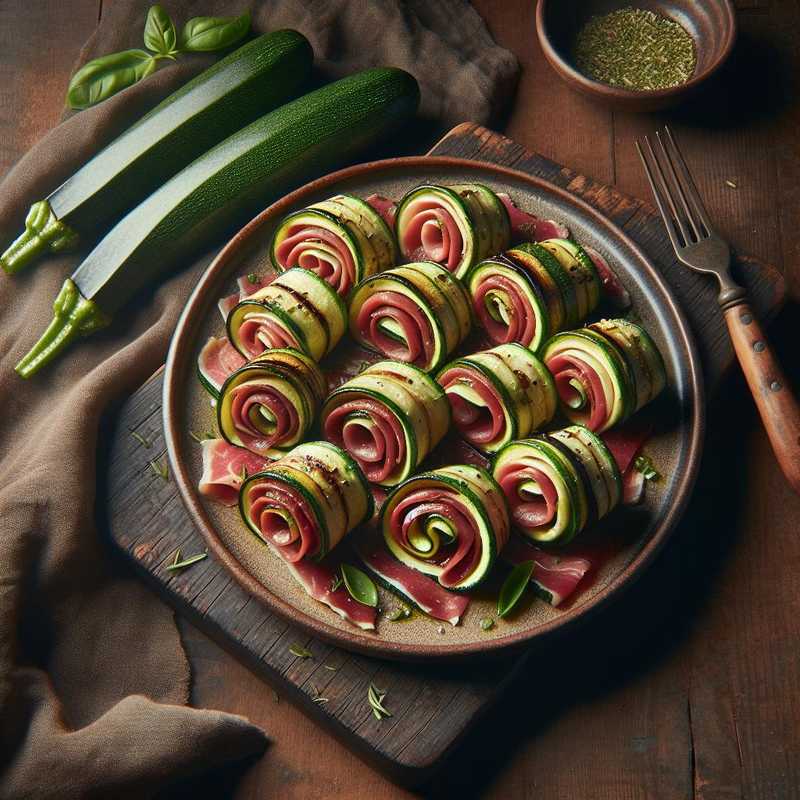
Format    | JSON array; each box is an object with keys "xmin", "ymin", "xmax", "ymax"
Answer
[{"xmin": 725, "ymin": 302, "xmax": 800, "ymax": 494}]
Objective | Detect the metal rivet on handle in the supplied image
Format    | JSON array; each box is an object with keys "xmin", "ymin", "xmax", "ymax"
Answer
[
  {"xmin": 770, "ymin": 381, "xmax": 782, "ymax": 392},
  {"xmin": 754, "ymin": 341, "xmax": 766, "ymax": 352},
  {"xmin": 740, "ymin": 312, "xmax": 753, "ymax": 325}
]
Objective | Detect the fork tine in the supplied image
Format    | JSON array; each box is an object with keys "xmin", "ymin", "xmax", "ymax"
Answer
[
  {"xmin": 662, "ymin": 126, "xmax": 713, "ymax": 234},
  {"xmin": 639, "ymin": 135, "xmax": 693, "ymax": 250},
  {"xmin": 654, "ymin": 130, "xmax": 702, "ymax": 242}
]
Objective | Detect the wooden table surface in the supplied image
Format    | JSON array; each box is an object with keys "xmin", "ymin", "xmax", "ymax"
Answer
[{"xmin": 3, "ymin": 2, "xmax": 799, "ymax": 798}]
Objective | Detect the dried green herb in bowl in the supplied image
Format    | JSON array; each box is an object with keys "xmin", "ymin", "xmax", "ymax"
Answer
[{"xmin": 573, "ymin": 7, "xmax": 697, "ymax": 92}]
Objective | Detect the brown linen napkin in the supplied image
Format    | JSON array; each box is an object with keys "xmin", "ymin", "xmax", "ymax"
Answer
[{"xmin": 0, "ymin": 2, "xmax": 517, "ymax": 797}]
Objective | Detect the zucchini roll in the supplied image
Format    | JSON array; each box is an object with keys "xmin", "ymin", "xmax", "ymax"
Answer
[
  {"xmin": 395, "ymin": 184, "xmax": 511, "ymax": 278},
  {"xmin": 239, "ymin": 442, "xmax": 373, "ymax": 562},
  {"xmin": 270, "ymin": 193, "xmax": 397, "ymax": 296},
  {"xmin": 493, "ymin": 425, "xmax": 622, "ymax": 545},
  {"xmin": 322, "ymin": 361, "xmax": 450, "ymax": 486},
  {"xmin": 466, "ymin": 240, "xmax": 602, "ymax": 352},
  {"xmin": 217, "ymin": 348, "xmax": 327, "ymax": 457},
  {"xmin": 436, "ymin": 343, "xmax": 557, "ymax": 454},
  {"xmin": 538, "ymin": 238, "xmax": 602, "ymax": 324},
  {"xmin": 542, "ymin": 318, "xmax": 666, "ymax": 433},
  {"xmin": 381, "ymin": 465, "xmax": 510, "ymax": 591},
  {"xmin": 349, "ymin": 261, "xmax": 472, "ymax": 372},
  {"xmin": 227, "ymin": 267, "xmax": 347, "ymax": 361}
]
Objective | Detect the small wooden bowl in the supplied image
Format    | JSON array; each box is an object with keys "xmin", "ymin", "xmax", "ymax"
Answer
[{"xmin": 536, "ymin": 0, "xmax": 737, "ymax": 111}]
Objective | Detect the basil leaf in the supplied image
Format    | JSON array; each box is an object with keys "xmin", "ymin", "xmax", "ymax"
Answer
[
  {"xmin": 497, "ymin": 560, "xmax": 535, "ymax": 618},
  {"xmin": 341, "ymin": 564, "xmax": 378, "ymax": 608},
  {"xmin": 179, "ymin": 13, "xmax": 250, "ymax": 52},
  {"xmin": 144, "ymin": 5, "xmax": 177, "ymax": 55},
  {"xmin": 67, "ymin": 50, "xmax": 158, "ymax": 110}
]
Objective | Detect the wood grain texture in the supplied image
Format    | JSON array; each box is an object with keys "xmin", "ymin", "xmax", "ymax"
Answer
[
  {"xmin": 724, "ymin": 302, "xmax": 800, "ymax": 493},
  {"xmin": 3, "ymin": 0, "xmax": 800, "ymax": 798},
  {"xmin": 103, "ymin": 121, "xmax": 783, "ymax": 794}
]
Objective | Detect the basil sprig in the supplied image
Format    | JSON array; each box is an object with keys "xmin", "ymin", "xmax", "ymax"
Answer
[{"xmin": 67, "ymin": 5, "xmax": 251, "ymax": 110}]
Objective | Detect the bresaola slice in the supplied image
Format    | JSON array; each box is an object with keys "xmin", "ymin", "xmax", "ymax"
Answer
[
  {"xmin": 502, "ymin": 536, "xmax": 591, "ymax": 607},
  {"xmin": 270, "ymin": 194, "xmax": 396, "ymax": 296},
  {"xmin": 284, "ymin": 552, "xmax": 377, "ymax": 630},
  {"xmin": 218, "ymin": 272, "xmax": 274, "ymax": 322},
  {"xmin": 217, "ymin": 348, "xmax": 327, "ymax": 457},
  {"xmin": 357, "ymin": 535, "xmax": 469, "ymax": 625},
  {"xmin": 602, "ymin": 420, "xmax": 653, "ymax": 505},
  {"xmin": 239, "ymin": 442, "xmax": 373, "ymax": 561},
  {"xmin": 584, "ymin": 245, "xmax": 630, "ymax": 309},
  {"xmin": 395, "ymin": 184, "xmax": 511, "ymax": 278},
  {"xmin": 381, "ymin": 465, "xmax": 510, "ymax": 591},
  {"xmin": 322, "ymin": 361, "xmax": 450, "ymax": 486},
  {"xmin": 197, "ymin": 336, "xmax": 247, "ymax": 397},
  {"xmin": 497, "ymin": 193, "xmax": 570, "ymax": 241},
  {"xmin": 436, "ymin": 343, "xmax": 557, "ymax": 454},
  {"xmin": 198, "ymin": 439, "xmax": 270, "ymax": 506},
  {"xmin": 366, "ymin": 193, "xmax": 397, "ymax": 227}
]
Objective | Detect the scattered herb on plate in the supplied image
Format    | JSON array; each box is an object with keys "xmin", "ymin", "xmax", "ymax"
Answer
[
  {"xmin": 497, "ymin": 561, "xmax": 535, "ymax": 618},
  {"xmin": 329, "ymin": 573, "xmax": 343, "ymax": 593},
  {"xmin": 189, "ymin": 430, "xmax": 216, "ymax": 443},
  {"xmin": 386, "ymin": 605, "xmax": 412, "ymax": 622},
  {"xmin": 634, "ymin": 454, "xmax": 661, "ymax": 481},
  {"xmin": 341, "ymin": 564, "xmax": 378, "ymax": 607},
  {"xmin": 480, "ymin": 617, "xmax": 495, "ymax": 631}
]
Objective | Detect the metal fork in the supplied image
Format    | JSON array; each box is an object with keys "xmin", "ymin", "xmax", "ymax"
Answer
[{"xmin": 638, "ymin": 127, "xmax": 800, "ymax": 494}]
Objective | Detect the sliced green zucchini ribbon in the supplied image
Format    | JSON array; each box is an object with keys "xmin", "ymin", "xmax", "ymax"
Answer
[
  {"xmin": 322, "ymin": 361, "xmax": 450, "ymax": 487},
  {"xmin": 395, "ymin": 183, "xmax": 511, "ymax": 279},
  {"xmin": 542, "ymin": 318, "xmax": 666, "ymax": 433},
  {"xmin": 239, "ymin": 441, "xmax": 373, "ymax": 562},
  {"xmin": 493, "ymin": 425, "xmax": 622, "ymax": 545},
  {"xmin": 466, "ymin": 239, "xmax": 602, "ymax": 352},
  {"xmin": 436, "ymin": 343, "xmax": 557, "ymax": 454},
  {"xmin": 381, "ymin": 465, "xmax": 510, "ymax": 591},
  {"xmin": 228, "ymin": 267, "xmax": 347, "ymax": 362},
  {"xmin": 217, "ymin": 348, "xmax": 326, "ymax": 458},
  {"xmin": 349, "ymin": 261, "xmax": 472, "ymax": 372},
  {"xmin": 271, "ymin": 193, "xmax": 397, "ymax": 297}
]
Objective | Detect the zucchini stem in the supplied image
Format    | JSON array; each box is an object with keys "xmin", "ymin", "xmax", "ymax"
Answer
[
  {"xmin": 1, "ymin": 200, "xmax": 79, "ymax": 275},
  {"xmin": 15, "ymin": 278, "xmax": 110, "ymax": 378}
]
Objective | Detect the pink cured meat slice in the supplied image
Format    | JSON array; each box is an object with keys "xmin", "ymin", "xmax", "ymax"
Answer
[
  {"xmin": 218, "ymin": 292, "xmax": 240, "ymax": 321},
  {"xmin": 229, "ymin": 385, "xmax": 299, "ymax": 453},
  {"xmin": 198, "ymin": 439, "xmax": 269, "ymax": 506},
  {"xmin": 400, "ymin": 197, "xmax": 464, "ymax": 271},
  {"xmin": 356, "ymin": 290, "xmax": 434, "ymax": 367},
  {"xmin": 283, "ymin": 551, "xmax": 377, "ymax": 630},
  {"xmin": 388, "ymin": 489, "xmax": 482, "ymax": 589},
  {"xmin": 438, "ymin": 365, "xmax": 506, "ymax": 447},
  {"xmin": 547, "ymin": 353, "xmax": 608, "ymax": 431},
  {"xmin": 503, "ymin": 536, "xmax": 591, "ymax": 607},
  {"xmin": 472, "ymin": 272, "xmax": 537, "ymax": 346},
  {"xmin": 237, "ymin": 315, "xmax": 298, "ymax": 358},
  {"xmin": 366, "ymin": 193, "xmax": 397, "ymax": 227},
  {"xmin": 246, "ymin": 478, "xmax": 320, "ymax": 563},
  {"xmin": 323, "ymin": 397, "xmax": 405, "ymax": 484},
  {"xmin": 198, "ymin": 337, "xmax": 246, "ymax": 393},
  {"xmin": 602, "ymin": 420, "xmax": 652, "ymax": 505},
  {"xmin": 495, "ymin": 461, "xmax": 560, "ymax": 532},
  {"xmin": 237, "ymin": 272, "xmax": 273, "ymax": 299},
  {"xmin": 497, "ymin": 193, "xmax": 570, "ymax": 242},
  {"xmin": 275, "ymin": 225, "xmax": 357, "ymax": 296},
  {"xmin": 583, "ymin": 245, "xmax": 631, "ymax": 309},
  {"xmin": 357, "ymin": 537, "xmax": 469, "ymax": 625}
]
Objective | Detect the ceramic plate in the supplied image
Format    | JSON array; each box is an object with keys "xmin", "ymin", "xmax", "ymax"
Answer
[{"xmin": 164, "ymin": 157, "xmax": 703, "ymax": 660}]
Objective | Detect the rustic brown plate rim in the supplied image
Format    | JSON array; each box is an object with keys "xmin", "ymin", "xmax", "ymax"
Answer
[
  {"xmin": 535, "ymin": 0, "xmax": 738, "ymax": 101},
  {"xmin": 164, "ymin": 155, "xmax": 704, "ymax": 661}
]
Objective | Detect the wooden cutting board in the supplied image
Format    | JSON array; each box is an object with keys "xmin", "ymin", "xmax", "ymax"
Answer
[{"xmin": 104, "ymin": 122, "xmax": 784, "ymax": 788}]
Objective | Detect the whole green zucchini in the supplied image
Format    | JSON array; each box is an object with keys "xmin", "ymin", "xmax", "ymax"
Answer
[
  {"xmin": 16, "ymin": 67, "xmax": 420, "ymax": 378},
  {"xmin": 0, "ymin": 30, "xmax": 314, "ymax": 275}
]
